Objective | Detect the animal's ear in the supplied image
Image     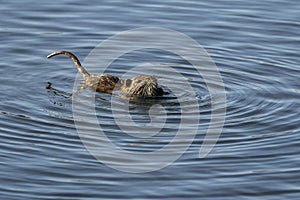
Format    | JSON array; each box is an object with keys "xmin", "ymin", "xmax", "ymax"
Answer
[{"xmin": 125, "ymin": 79, "xmax": 132, "ymax": 87}]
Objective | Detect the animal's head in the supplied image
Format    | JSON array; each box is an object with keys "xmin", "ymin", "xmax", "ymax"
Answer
[{"xmin": 124, "ymin": 75, "xmax": 163, "ymax": 97}]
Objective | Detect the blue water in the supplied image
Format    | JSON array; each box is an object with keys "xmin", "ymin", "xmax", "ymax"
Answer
[{"xmin": 1, "ymin": 0, "xmax": 300, "ymax": 199}]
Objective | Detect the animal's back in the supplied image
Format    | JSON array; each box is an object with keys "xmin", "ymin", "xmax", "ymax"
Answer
[{"xmin": 85, "ymin": 74, "xmax": 120, "ymax": 94}]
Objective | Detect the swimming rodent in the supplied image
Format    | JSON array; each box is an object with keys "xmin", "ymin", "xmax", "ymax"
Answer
[{"xmin": 46, "ymin": 51, "xmax": 163, "ymax": 97}]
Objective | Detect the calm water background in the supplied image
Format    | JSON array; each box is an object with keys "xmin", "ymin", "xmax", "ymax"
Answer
[{"xmin": 1, "ymin": 0, "xmax": 300, "ymax": 199}]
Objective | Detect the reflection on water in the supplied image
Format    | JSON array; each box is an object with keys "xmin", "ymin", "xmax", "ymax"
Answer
[{"xmin": 1, "ymin": 0, "xmax": 300, "ymax": 199}]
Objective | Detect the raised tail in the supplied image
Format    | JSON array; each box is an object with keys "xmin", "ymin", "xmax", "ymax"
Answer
[{"xmin": 47, "ymin": 51, "xmax": 90, "ymax": 78}]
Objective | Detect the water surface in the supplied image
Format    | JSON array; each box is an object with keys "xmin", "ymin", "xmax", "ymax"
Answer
[{"xmin": 1, "ymin": 0, "xmax": 300, "ymax": 199}]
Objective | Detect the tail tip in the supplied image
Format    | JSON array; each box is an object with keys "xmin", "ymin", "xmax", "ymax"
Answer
[
  {"xmin": 46, "ymin": 53, "xmax": 54, "ymax": 59},
  {"xmin": 46, "ymin": 51, "xmax": 64, "ymax": 59}
]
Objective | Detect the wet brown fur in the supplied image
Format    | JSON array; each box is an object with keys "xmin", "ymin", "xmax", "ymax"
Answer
[{"xmin": 46, "ymin": 51, "xmax": 163, "ymax": 97}]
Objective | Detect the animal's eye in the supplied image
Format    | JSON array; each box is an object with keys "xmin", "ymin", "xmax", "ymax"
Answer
[{"xmin": 126, "ymin": 79, "xmax": 132, "ymax": 87}]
